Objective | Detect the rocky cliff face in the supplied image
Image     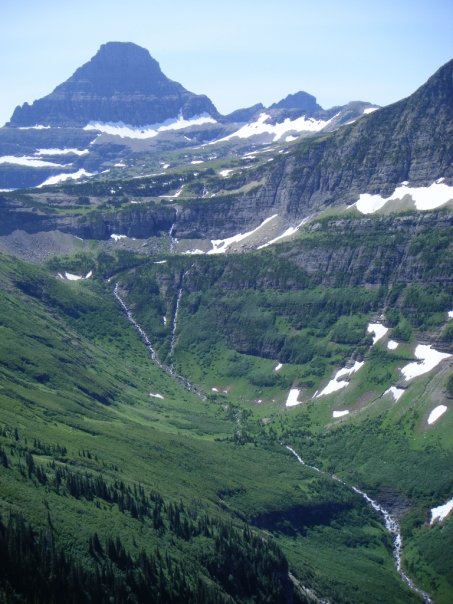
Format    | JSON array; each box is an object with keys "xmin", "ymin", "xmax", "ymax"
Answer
[
  {"xmin": 8, "ymin": 42, "xmax": 219, "ymax": 127},
  {"xmin": 176, "ymin": 59, "xmax": 453, "ymax": 236},
  {"xmin": 285, "ymin": 212, "xmax": 453, "ymax": 288}
]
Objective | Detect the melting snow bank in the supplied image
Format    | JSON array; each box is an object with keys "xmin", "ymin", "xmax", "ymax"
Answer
[
  {"xmin": 257, "ymin": 217, "xmax": 310, "ymax": 249},
  {"xmin": 84, "ymin": 113, "xmax": 217, "ymax": 139},
  {"xmin": 149, "ymin": 393, "xmax": 164, "ymax": 399},
  {"xmin": 353, "ymin": 181, "xmax": 453, "ymax": 214},
  {"xmin": 384, "ymin": 386, "xmax": 405, "ymax": 402},
  {"xmin": 427, "ymin": 405, "xmax": 447, "ymax": 425},
  {"xmin": 36, "ymin": 147, "xmax": 89, "ymax": 156},
  {"xmin": 400, "ymin": 345, "xmax": 451, "ymax": 381},
  {"xmin": 216, "ymin": 112, "xmax": 334, "ymax": 143},
  {"xmin": 59, "ymin": 270, "xmax": 93, "ymax": 281},
  {"xmin": 113, "ymin": 283, "xmax": 206, "ymax": 400},
  {"xmin": 333, "ymin": 410, "xmax": 349, "ymax": 418},
  {"xmin": 111, "ymin": 234, "xmax": 127, "ymax": 241},
  {"xmin": 314, "ymin": 361, "xmax": 364, "ymax": 398},
  {"xmin": 285, "ymin": 389, "xmax": 302, "ymax": 407},
  {"xmin": 285, "ymin": 445, "xmax": 433, "ymax": 603},
  {"xmin": 388, "ymin": 340, "xmax": 399, "ymax": 350},
  {"xmin": 274, "ymin": 363, "xmax": 283, "ymax": 372},
  {"xmin": 37, "ymin": 169, "xmax": 94, "ymax": 187},
  {"xmin": 367, "ymin": 322, "xmax": 388, "ymax": 345},
  {"xmin": 430, "ymin": 498, "xmax": 453, "ymax": 524},
  {"xmin": 0, "ymin": 155, "xmax": 66, "ymax": 168},
  {"xmin": 208, "ymin": 214, "xmax": 278, "ymax": 254}
]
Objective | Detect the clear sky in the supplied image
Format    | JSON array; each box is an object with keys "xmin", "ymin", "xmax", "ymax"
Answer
[{"xmin": 1, "ymin": 0, "xmax": 452, "ymax": 126}]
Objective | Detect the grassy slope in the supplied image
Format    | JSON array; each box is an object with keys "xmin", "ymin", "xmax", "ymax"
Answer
[
  {"xmin": 95, "ymin": 214, "xmax": 453, "ymax": 603},
  {"xmin": 0, "ymin": 251, "xmax": 422, "ymax": 603}
]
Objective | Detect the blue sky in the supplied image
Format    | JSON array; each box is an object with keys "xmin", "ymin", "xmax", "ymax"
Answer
[{"xmin": 1, "ymin": 0, "xmax": 452, "ymax": 125}]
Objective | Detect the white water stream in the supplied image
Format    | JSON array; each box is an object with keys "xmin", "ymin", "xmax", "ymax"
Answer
[
  {"xmin": 113, "ymin": 283, "xmax": 206, "ymax": 399},
  {"xmin": 114, "ymin": 279, "xmax": 433, "ymax": 601},
  {"xmin": 285, "ymin": 446, "xmax": 433, "ymax": 603},
  {"xmin": 169, "ymin": 270, "xmax": 189, "ymax": 362}
]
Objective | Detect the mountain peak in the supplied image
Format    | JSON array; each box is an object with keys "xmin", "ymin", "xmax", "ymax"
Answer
[
  {"xmin": 8, "ymin": 42, "xmax": 219, "ymax": 127},
  {"xmin": 270, "ymin": 91, "xmax": 322, "ymax": 112}
]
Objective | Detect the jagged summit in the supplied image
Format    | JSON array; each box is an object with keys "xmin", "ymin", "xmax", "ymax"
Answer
[
  {"xmin": 8, "ymin": 42, "xmax": 219, "ymax": 127},
  {"xmin": 270, "ymin": 91, "xmax": 322, "ymax": 112}
]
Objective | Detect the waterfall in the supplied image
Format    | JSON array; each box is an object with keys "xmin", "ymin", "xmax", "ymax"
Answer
[
  {"xmin": 285, "ymin": 445, "xmax": 433, "ymax": 604},
  {"xmin": 113, "ymin": 283, "xmax": 206, "ymax": 400}
]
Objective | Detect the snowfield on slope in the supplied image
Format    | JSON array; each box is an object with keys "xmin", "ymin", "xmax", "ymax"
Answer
[
  {"xmin": 427, "ymin": 405, "xmax": 448, "ymax": 425},
  {"xmin": 353, "ymin": 180, "xmax": 453, "ymax": 214},
  {"xmin": 384, "ymin": 386, "xmax": 405, "ymax": 402},
  {"xmin": 0, "ymin": 155, "xmax": 67, "ymax": 168},
  {"xmin": 430, "ymin": 498, "xmax": 453, "ymax": 524},
  {"xmin": 84, "ymin": 113, "xmax": 217, "ymax": 139},
  {"xmin": 400, "ymin": 345, "xmax": 451, "ymax": 381},
  {"xmin": 367, "ymin": 322, "xmax": 389, "ymax": 345},
  {"xmin": 314, "ymin": 361, "xmax": 364, "ymax": 398},
  {"xmin": 37, "ymin": 169, "xmax": 94, "ymax": 187},
  {"xmin": 286, "ymin": 388, "xmax": 302, "ymax": 407},
  {"xmin": 216, "ymin": 112, "xmax": 335, "ymax": 143}
]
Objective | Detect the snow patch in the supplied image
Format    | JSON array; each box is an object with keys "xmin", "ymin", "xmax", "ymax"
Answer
[
  {"xmin": 448, "ymin": 310, "xmax": 453, "ymax": 319},
  {"xmin": 286, "ymin": 388, "xmax": 302, "ymax": 407},
  {"xmin": 63, "ymin": 270, "xmax": 93, "ymax": 281},
  {"xmin": 384, "ymin": 386, "xmax": 405, "ymax": 401},
  {"xmin": 314, "ymin": 361, "xmax": 364, "ymax": 398},
  {"xmin": 430, "ymin": 498, "xmax": 453, "ymax": 524},
  {"xmin": 183, "ymin": 249, "xmax": 205, "ymax": 255},
  {"xmin": 36, "ymin": 148, "xmax": 89, "ymax": 156},
  {"xmin": 363, "ymin": 107, "xmax": 379, "ymax": 114},
  {"xmin": 84, "ymin": 113, "xmax": 217, "ymax": 139},
  {"xmin": 274, "ymin": 363, "xmax": 283, "ymax": 372},
  {"xmin": 354, "ymin": 182, "xmax": 453, "ymax": 214},
  {"xmin": 208, "ymin": 214, "xmax": 278, "ymax": 254},
  {"xmin": 333, "ymin": 410, "xmax": 350, "ymax": 418},
  {"xmin": 257, "ymin": 217, "xmax": 310, "ymax": 249},
  {"xmin": 64, "ymin": 272, "xmax": 82, "ymax": 281},
  {"xmin": 37, "ymin": 169, "xmax": 94, "ymax": 187},
  {"xmin": 154, "ymin": 260, "xmax": 167, "ymax": 264},
  {"xmin": 0, "ymin": 155, "xmax": 65, "ymax": 168},
  {"xmin": 18, "ymin": 125, "xmax": 51, "ymax": 130},
  {"xmin": 427, "ymin": 405, "xmax": 447, "ymax": 425},
  {"xmin": 219, "ymin": 169, "xmax": 234, "ymax": 177},
  {"xmin": 149, "ymin": 393, "xmax": 164, "ymax": 399},
  {"xmin": 400, "ymin": 345, "xmax": 451, "ymax": 381},
  {"xmin": 216, "ymin": 112, "xmax": 334, "ymax": 143},
  {"xmin": 367, "ymin": 322, "xmax": 389, "ymax": 345},
  {"xmin": 110, "ymin": 234, "xmax": 127, "ymax": 241},
  {"xmin": 387, "ymin": 340, "xmax": 399, "ymax": 350}
]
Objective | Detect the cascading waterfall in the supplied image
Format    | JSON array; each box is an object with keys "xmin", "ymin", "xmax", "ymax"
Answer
[
  {"xmin": 169, "ymin": 269, "xmax": 189, "ymax": 362},
  {"xmin": 285, "ymin": 445, "xmax": 433, "ymax": 604},
  {"xmin": 113, "ymin": 282, "xmax": 206, "ymax": 400},
  {"xmin": 169, "ymin": 210, "xmax": 179, "ymax": 252},
  {"xmin": 114, "ymin": 283, "xmax": 162, "ymax": 368}
]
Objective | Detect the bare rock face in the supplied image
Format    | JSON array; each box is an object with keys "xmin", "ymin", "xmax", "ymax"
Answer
[{"xmin": 8, "ymin": 42, "xmax": 219, "ymax": 127}]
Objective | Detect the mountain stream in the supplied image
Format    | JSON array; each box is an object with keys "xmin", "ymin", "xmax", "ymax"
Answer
[
  {"xmin": 113, "ymin": 283, "xmax": 206, "ymax": 399},
  {"xmin": 285, "ymin": 446, "xmax": 433, "ymax": 603},
  {"xmin": 113, "ymin": 282, "xmax": 432, "ymax": 602}
]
